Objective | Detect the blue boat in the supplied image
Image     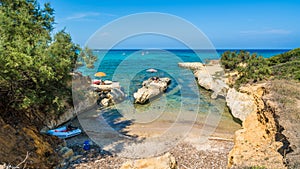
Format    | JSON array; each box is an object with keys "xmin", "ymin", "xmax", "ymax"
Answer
[{"xmin": 47, "ymin": 125, "xmax": 82, "ymax": 139}]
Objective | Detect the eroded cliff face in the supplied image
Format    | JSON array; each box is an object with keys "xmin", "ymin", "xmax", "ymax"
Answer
[
  {"xmin": 228, "ymin": 83, "xmax": 286, "ymax": 169},
  {"xmin": 0, "ymin": 73, "xmax": 95, "ymax": 168},
  {"xmin": 0, "ymin": 116, "xmax": 60, "ymax": 168}
]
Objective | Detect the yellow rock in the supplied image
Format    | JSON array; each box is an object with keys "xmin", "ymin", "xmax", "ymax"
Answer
[{"xmin": 228, "ymin": 84, "xmax": 286, "ymax": 169}]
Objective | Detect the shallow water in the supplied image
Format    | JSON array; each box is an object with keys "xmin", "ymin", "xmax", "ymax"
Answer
[
  {"xmin": 75, "ymin": 49, "xmax": 287, "ymax": 156},
  {"xmin": 76, "ymin": 49, "xmax": 287, "ymax": 133}
]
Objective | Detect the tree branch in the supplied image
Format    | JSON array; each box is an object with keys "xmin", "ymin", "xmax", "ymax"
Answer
[{"xmin": 16, "ymin": 151, "xmax": 29, "ymax": 168}]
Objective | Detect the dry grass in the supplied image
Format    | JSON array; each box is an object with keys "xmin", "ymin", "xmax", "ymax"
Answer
[
  {"xmin": 269, "ymin": 79, "xmax": 300, "ymax": 120},
  {"xmin": 268, "ymin": 79, "xmax": 300, "ymax": 168}
]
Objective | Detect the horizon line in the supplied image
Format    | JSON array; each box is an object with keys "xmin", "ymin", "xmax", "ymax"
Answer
[{"xmin": 91, "ymin": 48, "xmax": 292, "ymax": 50}]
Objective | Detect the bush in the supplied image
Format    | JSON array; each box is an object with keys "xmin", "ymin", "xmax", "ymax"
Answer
[
  {"xmin": 220, "ymin": 51, "xmax": 270, "ymax": 87},
  {"xmin": 220, "ymin": 48, "xmax": 300, "ymax": 87}
]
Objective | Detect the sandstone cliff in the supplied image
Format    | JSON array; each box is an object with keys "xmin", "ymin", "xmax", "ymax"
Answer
[{"xmin": 227, "ymin": 83, "xmax": 287, "ymax": 169}]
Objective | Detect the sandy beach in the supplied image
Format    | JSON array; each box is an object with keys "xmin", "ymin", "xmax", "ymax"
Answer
[{"xmin": 64, "ymin": 102, "xmax": 241, "ymax": 168}]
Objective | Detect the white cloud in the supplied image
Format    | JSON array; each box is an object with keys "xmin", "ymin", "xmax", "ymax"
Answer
[
  {"xmin": 66, "ymin": 12, "xmax": 100, "ymax": 20},
  {"xmin": 240, "ymin": 29, "xmax": 292, "ymax": 35},
  {"xmin": 65, "ymin": 12, "xmax": 116, "ymax": 21}
]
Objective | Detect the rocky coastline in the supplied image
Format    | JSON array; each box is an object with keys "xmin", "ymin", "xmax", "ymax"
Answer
[
  {"xmin": 3, "ymin": 61, "xmax": 297, "ymax": 168},
  {"xmin": 179, "ymin": 61, "xmax": 300, "ymax": 168}
]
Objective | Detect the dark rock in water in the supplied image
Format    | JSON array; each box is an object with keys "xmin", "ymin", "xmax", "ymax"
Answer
[{"xmin": 133, "ymin": 77, "xmax": 171, "ymax": 104}]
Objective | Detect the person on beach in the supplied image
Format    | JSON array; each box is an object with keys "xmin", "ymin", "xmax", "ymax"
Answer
[{"xmin": 153, "ymin": 76, "xmax": 159, "ymax": 83}]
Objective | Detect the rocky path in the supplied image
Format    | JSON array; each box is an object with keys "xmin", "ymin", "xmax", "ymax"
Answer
[{"xmin": 67, "ymin": 140, "xmax": 233, "ymax": 169}]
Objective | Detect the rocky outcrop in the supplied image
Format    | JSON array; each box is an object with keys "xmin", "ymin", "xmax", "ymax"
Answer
[
  {"xmin": 47, "ymin": 75, "xmax": 125, "ymax": 128},
  {"xmin": 134, "ymin": 77, "xmax": 171, "ymax": 104},
  {"xmin": 226, "ymin": 88, "xmax": 256, "ymax": 121},
  {"xmin": 46, "ymin": 74, "xmax": 98, "ymax": 129},
  {"xmin": 195, "ymin": 69, "xmax": 228, "ymax": 99},
  {"xmin": 96, "ymin": 87, "xmax": 125, "ymax": 107},
  {"xmin": 120, "ymin": 152, "xmax": 177, "ymax": 169},
  {"xmin": 226, "ymin": 84, "xmax": 265, "ymax": 122},
  {"xmin": 179, "ymin": 62, "xmax": 228, "ymax": 99},
  {"xmin": 228, "ymin": 83, "xmax": 286, "ymax": 169},
  {"xmin": 178, "ymin": 62, "xmax": 204, "ymax": 70}
]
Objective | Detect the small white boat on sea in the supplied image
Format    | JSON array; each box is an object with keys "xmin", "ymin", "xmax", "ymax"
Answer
[
  {"xmin": 146, "ymin": 68, "xmax": 158, "ymax": 73},
  {"xmin": 47, "ymin": 126, "xmax": 81, "ymax": 139}
]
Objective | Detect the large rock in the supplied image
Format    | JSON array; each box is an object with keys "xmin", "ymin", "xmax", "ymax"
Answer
[
  {"xmin": 108, "ymin": 88, "xmax": 126, "ymax": 104},
  {"xmin": 226, "ymin": 84, "xmax": 265, "ymax": 122},
  {"xmin": 46, "ymin": 74, "xmax": 98, "ymax": 129},
  {"xmin": 96, "ymin": 87, "xmax": 126, "ymax": 107},
  {"xmin": 120, "ymin": 152, "xmax": 177, "ymax": 169},
  {"xmin": 194, "ymin": 65, "xmax": 228, "ymax": 99},
  {"xmin": 179, "ymin": 62, "xmax": 228, "ymax": 99},
  {"xmin": 226, "ymin": 88, "xmax": 256, "ymax": 121},
  {"xmin": 59, "ymin": 147, "xmax": 74, "ymax": 160},
  {"xmin": 133, "ymin": 77, "xmax": 171, "ymax": 104},
  {"xmin": 46, "ymin": 90, "xmax": 98, "ymax": 129}
]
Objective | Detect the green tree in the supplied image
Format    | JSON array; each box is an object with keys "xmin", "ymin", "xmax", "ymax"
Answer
[
  {"xmin": 237, "ymin": 56, "xmax": 271, "ymax": 84},
  {"xmin": 220, "ymin": 50, "xmax": 271, "ymax": 87},
  {"xmin": 0, "ymin": 0, "xmax": 96, "ymax": 122},
  {"xmin": 78, "ymin": 47, "xmax": 98, "ymax": 69}
]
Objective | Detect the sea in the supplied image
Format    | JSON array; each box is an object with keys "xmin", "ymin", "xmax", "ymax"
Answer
[
  {"xmin": 78, "ymin": 49, "xmax": 289, "ymax": 79},
  {"xmin": 75, "ymin": 49, "xmax": 289, "ymax": 155}
]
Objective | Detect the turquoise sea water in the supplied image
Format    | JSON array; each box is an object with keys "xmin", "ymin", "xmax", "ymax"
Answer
[
  {"xmin": 78, "ymin": 49, "xmax": 289, "ymax": 78},
  {"xmin": 77, "ymin": 49, "xmax": 289, "ymax": 123}
]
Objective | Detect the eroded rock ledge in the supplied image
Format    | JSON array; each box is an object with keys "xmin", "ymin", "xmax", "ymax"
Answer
[
  {"xmin": 178, "ymin": 61, "xmax": 228, "ymax": 99},
  {"xmin": 227, "ymin": 83, "xmax": 286, "ymax": 169}
]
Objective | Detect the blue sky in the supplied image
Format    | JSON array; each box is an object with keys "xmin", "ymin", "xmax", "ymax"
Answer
[{"xmin": 39, "ymin": 0, "xmax": 299, "ymax": 49}]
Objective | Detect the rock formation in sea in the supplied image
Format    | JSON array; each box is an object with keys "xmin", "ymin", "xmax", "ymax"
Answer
[{"xmin": 133, "ymin": 77, "xmax": 171, "ymax": 104}]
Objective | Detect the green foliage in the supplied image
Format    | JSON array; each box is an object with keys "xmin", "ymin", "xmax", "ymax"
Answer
[
  {"xmin": 220, "ymin": 48, "xmax": 300, "ymax": 87},
  {"xmin": 268, "ymin": 48, "xmax": 300, "ymax": 81},
  {"xmin": 220, "ymin": 51, "xmax": 271, "ymax": 87},
  {"xmin": 268, "ymin": 48, "xmax": 300, "ymax": 66},
  {"xmin": 0, "ymin": 0, "xmax": 96, "ymax": 121},
  {"xmin": 237, "ymin": 55, "xmax": 271, "ymax": 84},
  {"xmin": 220, "ymin": 50, "xmax": 251, "ymax": 70},
  {"xmin": 78, "ymin": 47, "xmax": 97, "ymax": 69}
]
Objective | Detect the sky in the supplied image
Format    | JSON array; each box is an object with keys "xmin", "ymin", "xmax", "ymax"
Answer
[{"xmin": 38, "ymin": 0, "xmax": 300, "ymax": 49}]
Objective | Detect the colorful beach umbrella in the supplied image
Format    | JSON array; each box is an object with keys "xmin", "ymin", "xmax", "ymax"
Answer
[{"xmin": 94, "ymin": 72, "xmax": 106, "ymax": 77}]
